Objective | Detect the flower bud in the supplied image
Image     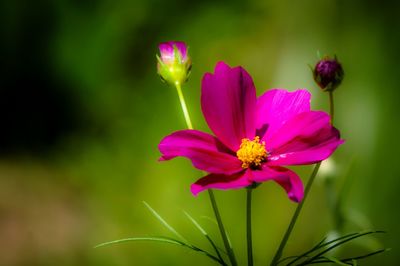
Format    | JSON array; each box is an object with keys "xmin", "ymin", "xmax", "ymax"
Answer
[
  {"xmin": 313, "ymin": 56, "xmax": 344, "ymax": 91},
  {"xmin": 157, "ymin": 41, "xmax": 192, "ymax": 86}
]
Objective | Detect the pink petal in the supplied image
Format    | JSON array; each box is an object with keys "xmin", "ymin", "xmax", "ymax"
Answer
[
  {"xmin": 159, "ymin": 42, "xmax": 174, "ymax": 63},
  {"xmin": 267, "ymin": 111, "xmax": 344, "ymax": 166},
  {"xmin": 256, "ymin": 89, "xmax": 311, "ymax": 140},
  {"xmin": 201, "ymin": 62, "xmax": 257, "ymax": 151},
  {"xmin": 159, "ymin": 129, "xmax": 242, "ymax": 174},
  {"xmin": 250, "ymin": 165, "xmax": 304, "ymax": 202},
  {"xmin": 173, "ymin": 41, "xmax": 188, "ymax": 60},
  {"xmin": 191, "ymin": 170, "xmax": 251, "ymax": 196},
  {"xmin": 159, "ymin": 41, "xmax": 188, "ymax": 63}
]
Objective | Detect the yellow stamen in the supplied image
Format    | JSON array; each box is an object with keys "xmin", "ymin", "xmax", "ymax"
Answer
[{"xmin": 236, "ymin": 136, "xmax": 268, "ymax": 169}]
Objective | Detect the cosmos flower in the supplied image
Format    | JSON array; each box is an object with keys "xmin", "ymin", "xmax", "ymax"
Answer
[
  {"xmin": 157, "ymin": 41, "xmax": 192, "ymax": 86},
  {"xmin": 159, "ymin": 62, "xmax": 343, "ymax": 202}
]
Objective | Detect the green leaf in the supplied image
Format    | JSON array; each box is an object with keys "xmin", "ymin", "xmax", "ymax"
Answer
[
  {"xmin": 143, "ymin": 201, "xmax": 188, "ymax": 243},
  {"xmin": 94, "ymin": 236, "xmax": 186, "ymax": 249},
  {"xmin": 95, "ymin": 203, "xmax": 228, "ymax": 265},
  {"xmin": 200, "ymin": 215, "xmax": 232, "ymax": 254},
  {"xmin": 94, "ymin": 235, "xmax": 226, "ymax": 264},
  {"xmin": 141, "ymin": 203, "xmax": 227, "ymax": 264},
  {"xmin": 184, "ymin": 211, "xmax": 207, "ymax": 235},
  {"xmin": 277, "ymin": 255, "xmax": 310, "ymax": 265},
  {"xmin": 286, "ymin": 231, "xmax": 385, "ymax": 266},
  {"xmin": 286, "ymin": 234, "xmax": 355, "ymax": 265},
  {"xmin": 297, "ymin": 231, "xmax": 386, "ymax": 266},
  {"xmin": 184, "ymin": 211, "xmax": 226, "ymax": 265},
  {"xmin": 323, "ymin": 256, "xmax": 350, "ymax": 265},
  {"xmin": 201, "ymin": 215, "xmax": 218, "ymax": 225},
  {"xmin": 340, "ymin": 248, "xmax": 390, "ymax": 263},
  {"xmin": 282, "ymin": 247, "xmax": 316, "ymax": 265},
  {"xmin": 307, "ymin": 249, "xmax": 388, "ymax": 265},
  {"xmin": 308, "ymin": 231, "xmax": 384, "ymax": 262}
]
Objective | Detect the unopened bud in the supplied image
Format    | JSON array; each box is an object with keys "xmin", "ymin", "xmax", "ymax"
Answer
[
  {"xmin": 313, "ymin": 56, "xmax": 344, "ymax": 91},
  {"xmin": 157, "ymin": 41, "xmax": 192, "ymax": 86}
]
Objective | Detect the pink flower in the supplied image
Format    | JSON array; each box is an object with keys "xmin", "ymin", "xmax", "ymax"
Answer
[
  {"xmin": 157, "ymin": 41, "xmax": 192, "ymax": 86},
  {"xmin": 159, "ymin": 62, "xmax": 344, "ymax": 202}
]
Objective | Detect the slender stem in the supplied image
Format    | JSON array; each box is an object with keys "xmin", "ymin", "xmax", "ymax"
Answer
[
  {"xmin": 208, "ymin": 189, "xmax": 238, "ymax": 266},
  {"xmin": 329, "ymin": 91, "xmax": 334, "ymax": 125},
  {"xmin": 175, "ymin": 83, "xmax": 193, "ymax": 129},
  {"xmin": 270, "ymin": 91, "xmax": 336, "ymax": 265},
  {"xmin": 174, "ymin": 83, "xmax": 236, "ymax": 266},
  {"xmin": 246, "ymin": 188, "xmax": 253, "ymax": 266},
  {"xmin": 270, "ymin": 163, "xmax": 321, "ymax": 266}
]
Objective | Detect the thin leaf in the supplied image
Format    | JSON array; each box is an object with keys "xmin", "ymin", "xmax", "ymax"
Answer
[
  {"xmin": 287, "ymin": 233, "xmax": 360, "ymax": 266},
  {"xmin": 340, "ymin": 248, "xmax": 390, "ymax": 263},
  {"xmin": 277, "ymin": 255, "xmax": 311, "ymax": 265},
  {"xmin": 287, "ymin": 231, "xmax": 383, "ymax": 265},
  {"xmin": 299, "ymin": 231, "xmax": 385, "ymax": 265},
  {"xmin": 143, "ymin": 201, "xmax": 188, "ymax": 243},
  {"xmin": 94, "ymin": 236, "xmax": 186, "ymax": 249},
  {"xmin": 184, "ymin": 211, "xmax": 226, "ymax": 265},
  {"xmin": 95, "ymin": 235, "xmax": 225, "ymax": 264},
  {"xmin": 200, "ymin": 215, "xmax": 231, "ymax": 254},
  {"xmin": 183, "ymin": 242, "xmax": 227, "ymax": 264},
  {"xmin": 285, "ymin": 237, "xmax": 327, "ymax": 265},
  {"xmin": 319, "ymin": 232, "xmax": 359, "ymax": 248},
  {"xmin": 313, "ymin": 231, "xmax": 384, "ymax": 258},
  {"xmin": 184, "ymin": 211, "xmax": 208, "ymax": 235},
  {"xmin": 201, "ymin": 216, "xmax": 221, "ymax": 228},
  {"xmin": 323, "ymin": 256, "xmax": 351, "ymax": 265},
  {"xmin": 307, "ymin": 248, "xmax": 388, "ymax": 265}
]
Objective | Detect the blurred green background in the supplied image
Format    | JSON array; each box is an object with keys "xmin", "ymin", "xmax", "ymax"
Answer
[{"xmin": 0, "ymin": 0, "xmax": 399, "ymax": 265}]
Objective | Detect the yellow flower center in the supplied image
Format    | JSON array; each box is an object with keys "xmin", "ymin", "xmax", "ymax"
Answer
[{"xmin": 236, "ymin": 136, "xmax": 268, "ymax": 169}]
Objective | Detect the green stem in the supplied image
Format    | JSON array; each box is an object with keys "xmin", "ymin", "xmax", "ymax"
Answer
[
  {"xmin": 175, "ymin": 83, "xmax": 193, "ymax": 129},
  {"xmin": 329, "ymin": 91, "xmax": 334, "ymax": 124},
  {"xmin": 325, "ymin": 92, "xmax": 344, "ymax": 232},
  {"xmin": 246, "ymin": 188, "xmax": 253, "ymax": 266},
  {"xmin": 174, "ymin": 83, "xmax": 237, "ymax": 266},
  {"xmin": 270, "ymin": 91, "xmax": 335, "ymax": 265},
  {"xmin": 270, "ymin": 163, "xmax": 321, "ymax": 266}
]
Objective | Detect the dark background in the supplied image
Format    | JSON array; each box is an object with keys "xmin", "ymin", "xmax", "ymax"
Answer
[{"xmin": 0, "ymin": 0, "xmax": 399, "ymax": 265}]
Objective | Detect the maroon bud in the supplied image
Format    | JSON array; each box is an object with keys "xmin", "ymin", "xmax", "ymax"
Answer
[{"xmin": 313, "ymin": 56, "xmax": 344, "ymax": 91}]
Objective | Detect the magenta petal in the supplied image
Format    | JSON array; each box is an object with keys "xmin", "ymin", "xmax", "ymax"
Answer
[
  {"xmin": 191, "ymin": 170, "xmax": 251, "ymax": 196},
  {"xmin": 173, "ymin": 41, "xmax": 188, "ymax": 60},
  {"xmin": 251, "ymin": 166, "xmax": 304, "ymax": 202},
  {"xmin": 159, "ymin": 41, "xmax": 187, "ymax": 62},
  {"xmin": 267, "ymin": 111, "xmax": 344, "ymax": 166},
  {"xmin": 159, "ymin": 129, "xmax": 242, "ymax": 174},
  {"xmin": 159, "ymin": 42, "xmax": 174, "ymax": 63},
  {"xmin": 256, "ymin": 89, "xmax": 311, "ymax": 140},
  {"xmin": 201, "ymin": 62, "xmax": 257, "ymax": 151}
]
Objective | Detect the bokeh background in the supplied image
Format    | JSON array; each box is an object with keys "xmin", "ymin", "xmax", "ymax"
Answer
[{"xmin": 0, "ymin": 0, "xmax": 399, "ymax": 265}]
